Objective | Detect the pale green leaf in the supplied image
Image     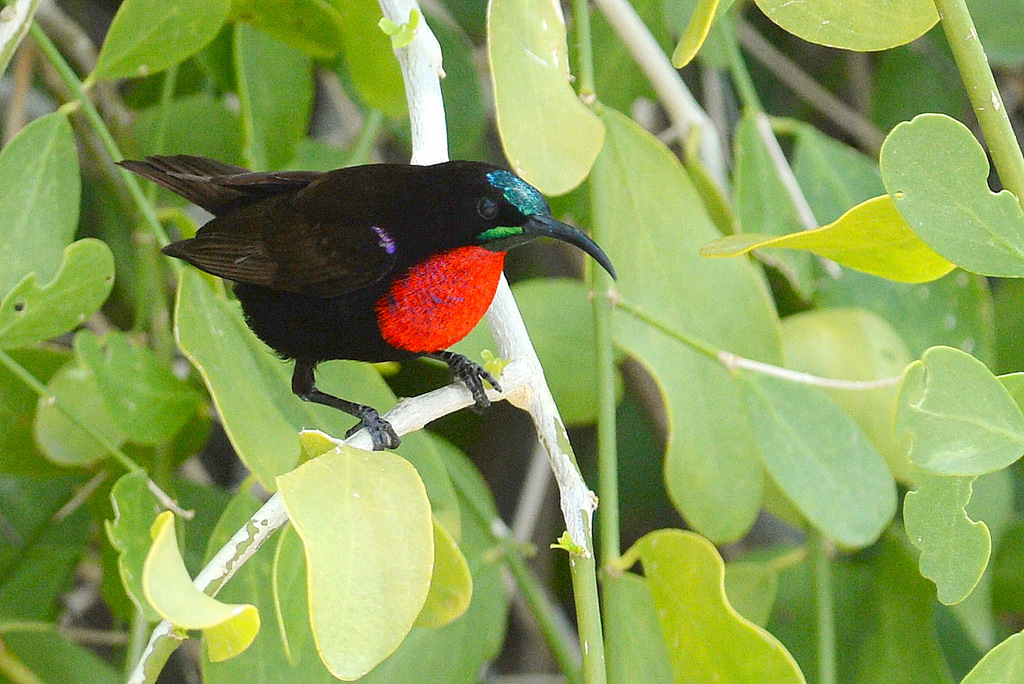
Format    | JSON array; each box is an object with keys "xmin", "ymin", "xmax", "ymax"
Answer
[
  {"xmin": 0, "ymin": 239, "xmax": 114, "ymax": 349},
  {"xmin": 741, "ymin": 372, "xmax": 897, "ymax": 547},
  {"xmin": 724, "ymin": 560, "xmax": 780, "ymax": 627},
  {"xmin": 331, "ymin": 0, "xmax": 406, "ymax": 117},
  {"xmin": 702, "ymin": 195, "xmax": 955, "ymax": 283},
  {"xmin": 754, "ymin": 0, "xmax": 937, "ymax": 51},
  {"xmin": 604, "ymin": 573, "xmax": 674, "ymax": 684},
  {"xmin": 143, "ymin": 511, "xmax": 260, "ymax": 661},
  {"xmin": 93, "ymin": 0, "xmax": 230, "ymax": 79},
  {"xmin": 881, "ymin": 113, "xmax": 1024, "ymax": 277},
  {"xmin": 896, "ymin": 346, "xmax": 1024, "ymax": 475},
  {"xmin": 488, "ymin": 0, "xmax": 604, "ymax": 195},
  {"xmin": 904, "ymin": 474, "xmax": 990, "ymax": 605},
  {"xmin": 0, "ymin": 113, "xmax": 80, "ymax": 297},
  {"xmin": 780, "ymin": 308, "xmax": 914, "ymax": 482},
  {"xmin": 593, "ymin": 106, "xmax": 781, "ymax": 542},
  {"xmin": 277, "ymin": 446, "xmax": 433, "ymax": 680},
  {"xmin": 105, "ymin": 471, "xmax": 163, "ymax": 621},
  {"xmin": 625, "ymin": 529, "xmax": 805, "ymax": 683}
]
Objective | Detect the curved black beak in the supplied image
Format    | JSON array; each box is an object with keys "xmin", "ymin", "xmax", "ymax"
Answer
[{"xmin": 522, "ymin": 214, "xmax": 617, "ymax": 280}]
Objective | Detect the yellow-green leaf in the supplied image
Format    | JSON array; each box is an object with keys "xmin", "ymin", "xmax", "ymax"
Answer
[
  {"xmin": 414, "ymin": 518, "xmax": 472, "ymax": 628},
  {"xmin": 701, "ymin": 195, "xmax": 955, "ymax": 283},
  {"xmin": 623, "ymin": 529, "xmax": 804, "ymax": 683},
  {"xmin": 277, "ymin": 446, "xmax": 433, "ymax": 680},
  {"xmin": 671, "ymin": 0, "xmax": 719, "ymax": 67},
  {"xmin": 488, "ymin": 0, "xmax": 604, "ymax": 195},
  {"xmin": 143, "ymin": 512, "xmax": 260, "ymax": 661}
]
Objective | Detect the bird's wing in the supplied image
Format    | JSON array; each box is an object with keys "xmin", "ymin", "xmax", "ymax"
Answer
[{"xmin": 165, "ymin": 201, "xmax": 399, "ymax": 298}]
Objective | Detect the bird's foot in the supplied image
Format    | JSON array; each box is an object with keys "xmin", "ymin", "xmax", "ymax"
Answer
[
  {"xmin": 344, "ymin": 407, "xmax": 401, "ymax": 451},
  {"xmin": 432, "ymin": 351, "xmax": 502, "ymax": 412}
]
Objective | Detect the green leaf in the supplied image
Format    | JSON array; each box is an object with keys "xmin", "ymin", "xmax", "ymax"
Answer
[
  {"xmin": 234, "ymin": 23, "xmax": 314, "ymax": 169},
  {"xmin": 991, "ymin": 519, "xmax": 1024, "ymax": 614},
  {"xmin": 904, "ymin": 474, "xmax": 990, "ymax": 605},
  {"xmin": 603, "ymin": 573, "xmax": 674, "ymax": 684},
  {"xmin": 961, "ymin": 632, "xmax": 1024, "ymax": 684},
  {"xmin": 105, "ymin": 471, "xmax": 163, "ymax": 621},
  {"xmin": 0, "ymin": 239, "xmax": 115, "ymax": 349},
  {"xmin": 144, "ymin": 511, "xmax": 260, "ymax": 661},
  {"xmin": 703, "ymin": 195, "xmax": 955, "ymax": 283},
  {"xmin": 331, "ymin": 0, "xmax": 406, "ymax": 118},
  {"xmin": 414, "ymin": 518, "xmax": 472, "ymax": 628},
  {"xmin": 624, "ymin": 529, "xmax": 804, "ymax": 683},
  {"xmin": 754, "ymin": 0, "xmax": 937, "ymax": 50},
  {"xmin": 133, "ymin": 92, "xmax": 243, "ymax": 164},
  {"xmin": 277, "ymin": 445, "xmax": 433, "ymax": 680},
  {"xmin": 488, "ymin": 0, "xmax": 604, "ymax": 195},
  {"xmin": 0, "ymin": 632, "xmax": 120, "ymax": 684},
  {"xmin": 0, "ymin": 475, "xmax": 90, "ymax": 620},
  {"xmin": 791, "ymin": 122, "xmax": 884, "ymax": 223},
  {"xmin": 0, "ymin": 113, "xmax": 80, "ymax": 297},
  {"xmin": 972, "ymin": 0, "xmax": 1024, "ymax": 67},
  {"xmin": 93, "ymin": 0, "xmax": 230, "ymax": 79},
  {"xmin": 231, "ymin": 0, "xmax": 345, "ymax": 57},
  {"xmin": 780, "ymin": 308, "xmax": 914, "ymax": 482},
  {"xmin": 0, "ymin": 347, "xmax": 70, "ymax": 476},
  {"xmin": 34, "ymin": 360, "xmax": 126, "ymax": 467},
  {"xmin": 741, "ymin": 372, "xmax": 897, "ymax": 547},
  {"xmin": 896, "ymin": 346, "xmax": 1024, "ymax": 475},
  {"xmin": 670, "ymin": 0, "xmax": 718, "ymax": 67},
  {"xmin": 74, "ymin": 331, "xmax": 203, "ymax": 446},
  {"xmin": 724, "ymin": 560, "xmax": 781, "ymax": 627},
  {"xmin": 881, "ymin": 113, "xmax": 1024, "ymax": 277},
  {"xmin": 592, "ymin": 106, "xmax": 781, "ymax": 543}
]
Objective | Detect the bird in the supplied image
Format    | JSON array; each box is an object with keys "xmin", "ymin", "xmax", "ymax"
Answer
[{"xmin": 119, "ymin": 155, "xmax": 617, "ymax": 450}]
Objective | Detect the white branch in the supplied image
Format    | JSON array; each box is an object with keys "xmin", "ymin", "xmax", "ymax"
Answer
[{"xmin": 0, "ymin": 0, "xmax": 40, "ymax": 78}]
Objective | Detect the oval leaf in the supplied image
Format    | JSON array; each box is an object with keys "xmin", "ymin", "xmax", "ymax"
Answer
[
  {"xmin": 897, "ymin": 346, "xmax": 1024, "ymax": 475},
  {"xmin": 74, "ymin": 331, "xmax": 202, "ymax": 445},
  {"xmin": 593, "ymin": 106, "xmax": 781, "ymax": 543},
  {"xmin": 105, "ymin": 471, "xmax": 163, "ymax": 621},
  {"xmin": 143, "ymin": 512, "xmax": 260, "ymax": 661},
  {"xmin": 93, "ymin": 0, "xmax": 230, "ymax": 79},
  {"xmin": 624, "ymin": 529, "xmax": 804, "ymax": 683},
  {"xmin": 961, "ymin": 632, "xmax": 1024, "ymax": 684},
  {"xmin": 414, "ymin": 518, "xmax": 472, "ymax": 628},
  {"xmin": 0, "ymin": 239, "xmax": 115, "ymax": 349},
  {"xmin": 0, "ymin": 113, "xmax": 80, "ymax": 297},
  {"xmin": 741, "ymin": 372, "xmax": 897, "ymax": 547},
  {"xmin": 904, "ymin": 474, "xmax": 990, "ymax": 605},
  {"xmin": 333, "ymin": 0, "xmax": 406, "ymax": 118},
  {"xmin": 754, "ymin": 0, "xmax": 937, "ymax": 51},
  {"xmin": 701, "ymin": 195, "xmax": 955, "ymax": 283},
  {"xmin": 604, "ymin": 573, "xmax": 674, "ymax": 684},
  {"xmin": 488, "ymin": 0, "xmax": 604, "ymax": 195},
  {"xmin": 881, "ymin": 113, "xmax": 1024, "ymax": 277},
  {"xmin": 277, "ymin": 446, "xmax": 433, "ymax": 680}
]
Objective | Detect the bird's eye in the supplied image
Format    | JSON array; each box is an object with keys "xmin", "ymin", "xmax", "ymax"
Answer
[{"xmin": 477, "ymin": 197, "xmax": 499, "ymax": 220}]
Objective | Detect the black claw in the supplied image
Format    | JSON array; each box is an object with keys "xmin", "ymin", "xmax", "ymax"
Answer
[
  {"xmin": 431, "ymin": 351, "xmax": 501, "ymax": 411},
  {"xmin": 345, "ymin": 410, "xmax": 401, "ymax": 451}
]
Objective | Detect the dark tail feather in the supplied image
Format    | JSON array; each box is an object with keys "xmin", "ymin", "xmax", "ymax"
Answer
[{"xmin": 117, "ymin": 155, "xmax": 253, "ymax": 216}]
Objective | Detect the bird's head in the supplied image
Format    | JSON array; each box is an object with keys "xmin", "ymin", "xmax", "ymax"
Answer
[{"xmin": 458, "ymin": 165, "xmax": 617, "ymax": 279}]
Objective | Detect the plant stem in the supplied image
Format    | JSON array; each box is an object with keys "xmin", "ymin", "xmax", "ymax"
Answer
[
  {"xmin": 809, "ymin": 528, "xmax": 837, "ymax": 684},
  {"xmin": 569, "ymin": 545, "xmax": 606, "ymax": 684},
  {"xmin": 570, "ymin": 0, "xmax": 596, "ymax": 100},
  {"xmin": 29, "ymin": 23, "xmax": 172, "ymax": 250},
  {"xmin": 934, "ymin": 0, "xmax": 1024, "ymax": 206},
  {"xmin": 718, "ymin": 15, "xmax": 762, "ymax": 112},
  {"xmin": 593, "ymin": 275, "xmax": 620, "ymax": 565}
]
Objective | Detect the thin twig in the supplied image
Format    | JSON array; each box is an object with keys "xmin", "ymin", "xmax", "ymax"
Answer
[
  {"xmin": 590, "ymin": 0, "xmax": 729, "ymax": 188},
  {"xmin": 719, "ymin": 351, "xmax": 903, "ymax": 390},
  {"xmin": 735, "ymin": 18, "xmax": 885, "ymax": 153}
]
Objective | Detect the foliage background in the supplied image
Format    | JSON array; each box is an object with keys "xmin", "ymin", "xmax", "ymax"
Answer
[{"xmin": 2, "ymin": 0, "xmax": 1024, "ymax": 682}]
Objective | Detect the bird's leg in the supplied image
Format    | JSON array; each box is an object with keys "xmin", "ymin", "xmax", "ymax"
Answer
[
  {"xmin": 291, "ymin": 358, "xmax": 400, "ymax": 450},
  {"xmin": 429, "ymin": 351, "xmax": 502, "ymax": 412}
]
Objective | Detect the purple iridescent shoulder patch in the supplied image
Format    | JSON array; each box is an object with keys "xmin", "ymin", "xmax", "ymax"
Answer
[{"xmin": 372, "ymin": 225, "xmax": 397, "ymax": 254}]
